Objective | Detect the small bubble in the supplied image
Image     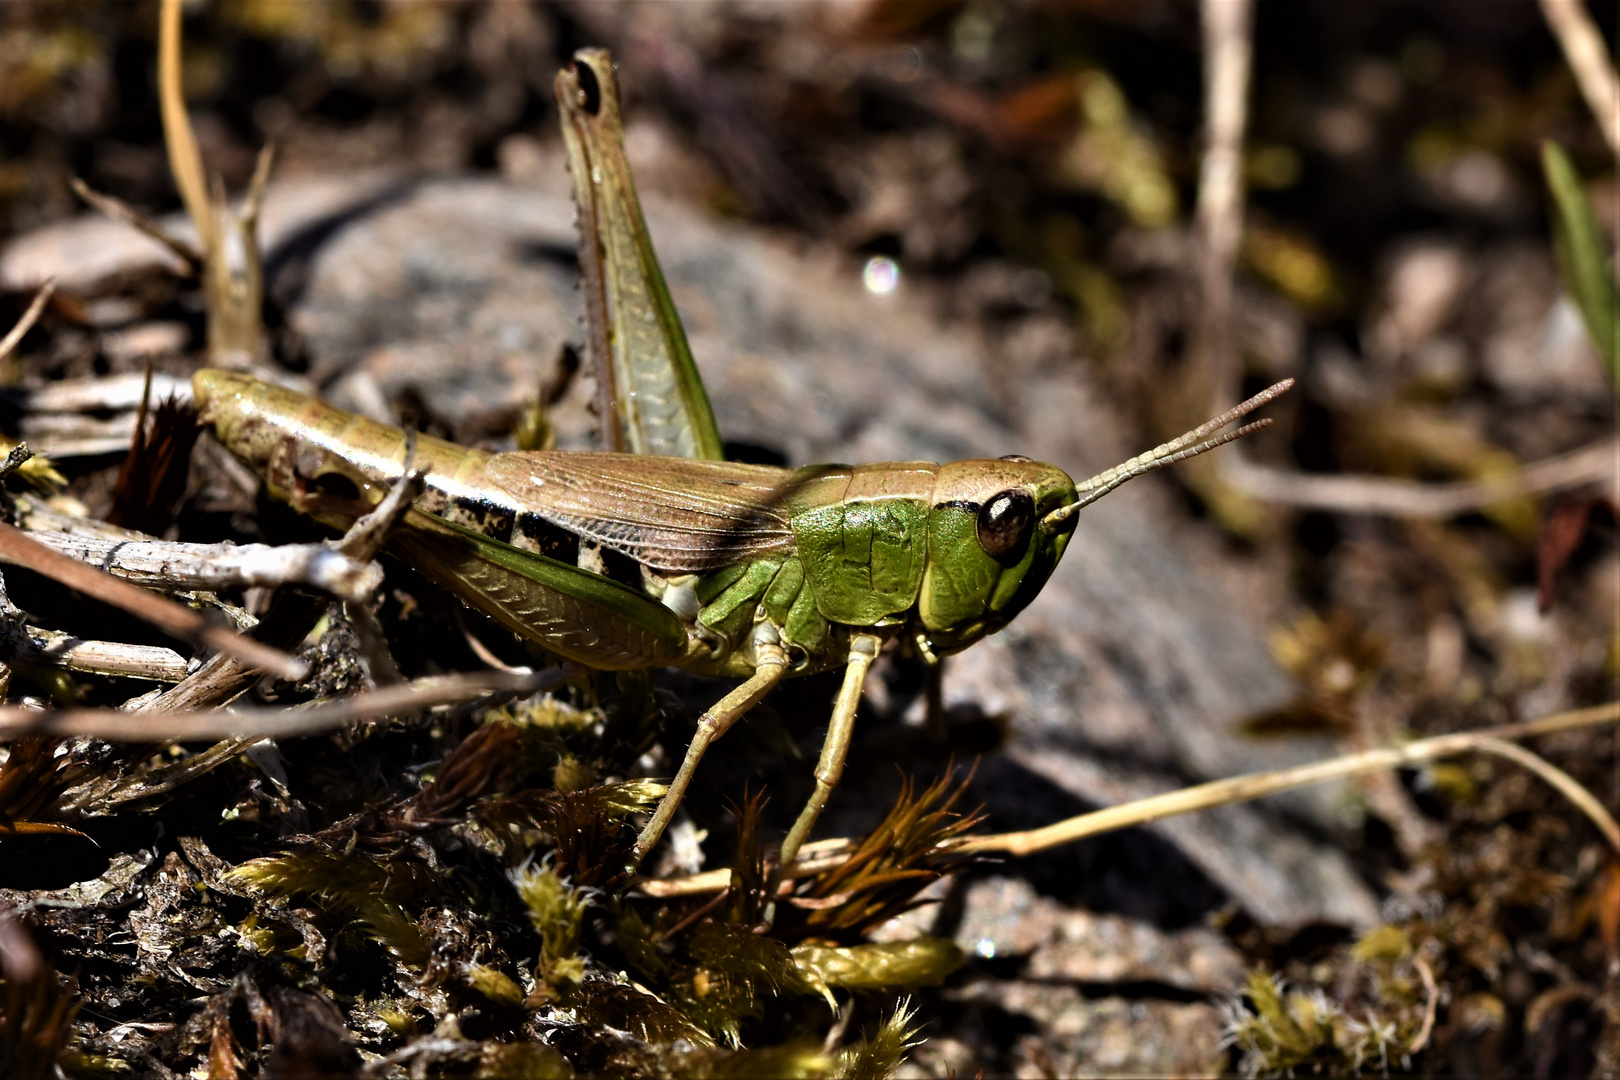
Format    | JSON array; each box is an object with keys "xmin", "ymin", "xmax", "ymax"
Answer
[
  {"xmin": 974, "ymin": 937, "xmax": 996, "ymax": 959},
  {"xmin": 862, "ymin": 256, "xmax": 900, "ymax": 296},
  {"xmin": 887, "ymin": 46, "xmax": 923, "ymax": 83}
]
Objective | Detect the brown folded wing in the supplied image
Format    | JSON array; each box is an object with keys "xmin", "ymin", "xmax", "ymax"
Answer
[{"xmin": 483, "ymin": 451, "xmax": 806, "ymax": 572}]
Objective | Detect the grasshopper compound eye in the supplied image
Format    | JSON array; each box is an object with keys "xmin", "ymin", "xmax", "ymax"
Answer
[{"xmin": 977, "ymin": 488, "xmax": 1034, "ymax": 560}]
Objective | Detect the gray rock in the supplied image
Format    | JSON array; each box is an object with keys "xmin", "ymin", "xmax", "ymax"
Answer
[
  {"xmin": 0, "ymin": 171, "xmax": 405, "ymax": 295},
  {"xmin": 944, "ymin": 981, "xmax": 1227, "ymax": 1078},
  {"xmin": 953, "ymin": 876, "xmax": 1246, "ymax": 994}
]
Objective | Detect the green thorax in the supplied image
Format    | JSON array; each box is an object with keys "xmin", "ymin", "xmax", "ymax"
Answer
[{"xmin": 683, "ymin": 463, "xmax": 936, "ymax": 673}]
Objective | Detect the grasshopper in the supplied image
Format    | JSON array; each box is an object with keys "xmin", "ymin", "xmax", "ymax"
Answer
[{"xmin": 191, "ymin": 51, "xmax": 1290, "ymax": 877}]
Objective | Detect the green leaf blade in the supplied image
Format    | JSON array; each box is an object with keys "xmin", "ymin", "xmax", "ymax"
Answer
[{"xmin": 1542, "ymin": 140, "xmax": 1619, "ymax": 386}]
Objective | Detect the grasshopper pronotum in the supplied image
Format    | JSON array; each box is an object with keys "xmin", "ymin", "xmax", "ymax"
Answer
[{"xmin": 192, "ymin": 50, "xmax": 1290, "ymax": 879}]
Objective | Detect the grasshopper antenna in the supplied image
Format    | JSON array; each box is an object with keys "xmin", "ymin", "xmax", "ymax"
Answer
[{"xmin": 1042, "ymin": 379, "xmax": 1293, "ymax": 529}]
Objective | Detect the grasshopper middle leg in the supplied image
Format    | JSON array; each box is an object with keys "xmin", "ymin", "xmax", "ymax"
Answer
[
  {"xmin": 630, "ymin": 641, "xmax": 788, "ymax": 871},
  {"xmin": 777, "ymin": 633, "xmax": 882, "ymax": 870}
]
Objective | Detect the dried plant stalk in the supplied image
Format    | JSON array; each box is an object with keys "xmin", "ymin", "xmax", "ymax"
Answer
[
  {"xmin": 0, "ymin": 522, "xmax": 304, "ymax": 680},
  {"xmin": 0, "ymin": 667, "xmax": 576, "ymax": 741},
  {"xmin": 642, "ymin": 701, "xmax": 1620, "ymax": 896},
  {"xmin": 9, "ymin": 627, "xmax": 190, "ymax": 683},
  {"xmin": 0, "ymin": 282, "xmax": 53, "ymax": 363},
  {"xmin": 158, "ymin": 0, "xmax": 271, "ymax": 365},
  {"xmin": 18, "ymin": 530, "xmax": 382, "ymax": 604},
  {"xmin": 1228, "ymin": 436, "xmax": 1618, "ymax": 518},
  {"xmin": 1539, "ymin": 0, "xmax": 1620, "ymax": 161}
]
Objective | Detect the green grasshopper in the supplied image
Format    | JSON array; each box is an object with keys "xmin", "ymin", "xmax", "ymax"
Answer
[{"xmin": 191, "ymin": 51, "xmax": 1289, "ymax": 877}]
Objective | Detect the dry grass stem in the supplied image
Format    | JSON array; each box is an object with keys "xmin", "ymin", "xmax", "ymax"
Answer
[
  {"xmin": 0, "ymin": 521, "xmax": 305, "ymax": 680},
  {"xmin": 157, "ymin": 0, "xmax": 268, "ymax": 363},
  {"xmin": 635, "ymin": 836, "xmax": 856, "ymax": 899},
  {"xmin": 157, "ymin": 0, "xmax": 213, "ymax": 258},
  {"xmin": 641, "ymin": 701, "xmax": 1620, "ymax": 896},
  {"xmin": 0, "ymin": 282, "xmax": 54, "ymax": 364},
  {"xmin": 1227, "ymin": 435, "xmax": 1618, "ymax": 517},
  {"xmin": 1466, "ymin": 735, "xmax": 1620, "ymax": 854},
  {"xmin": 1410, "ymin": 956, "xmax": 1439, "ymax": 1053},
  {"xmin": 0, "ymin": 666, "xmax": 576, "ymax": 741},
  {"xmin": 10, "ymin": 627, "xmax": 189, "ymax": 682},
  {"xmin": 966, "ymin": 700, "xmax": 1620, "ymax": 857},
  {"xmin": 68, "ymin": 178, "xmax": 202, "ymax": 270},
  {"xmin": 1539, "ymin": 0, "xmax": 1620, "ymax": 161},
  {"xmin": 1194, "ymin": 0, "xmax": 1255, "ymax": 400}
]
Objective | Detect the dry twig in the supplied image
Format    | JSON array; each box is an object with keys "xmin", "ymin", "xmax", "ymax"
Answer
[
  {"xmin": 1226, "ymin": 436, "xmax": 1618, "ymax": 517},
  {"xmin": 9, "ymin": 627, "xmax": 190, "ymax": 683},
  {"xmin": 18, "ymin": 530, "xmax": 382, "ymax": 605},
  {"xmin": 638, "ymin": 700, "xmax": 1620, "ymax": 897},
  {"xmin": 0, "ymin": 281, "xmax": 54, "ymax": 363},
  {"xmin": 0, "ymin": 667, "xmax": 576, "ymax": 741},
  {"xmin": 0, "ymin": 522, "xmax": 304, "ymax": 680},
  {"xmin": 1539, "ymin": 0, "xmax": 1620, "ymax": 161}
]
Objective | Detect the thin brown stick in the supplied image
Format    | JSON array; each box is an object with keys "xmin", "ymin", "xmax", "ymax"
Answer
[
  {"xmin": 0, "ymin": 521, "xmax": 305, "ymax": 680},
  {"xmin": 636, "ymin": 701, "xmax": 1620, "ymax": 897},
  {"xmin": 1194, "ymin": 0, "xmax": 1255, "ymax": 402},
  {"xmin": 0, "ymin": 667, "xmax": 575, "ymax": 741},
  {"xmin": 1469, "ymin": 735, "xmax": 1620, "ymax": 854},
  {"xmin": 0, "ymin": 281, "xmax": 55, "ymax": 363},
  {"xmin": 1540, "ymin": 0, "xmax": 1620, "ymax": 162},
  {"xmin": 1227, "ymin": 437, "xmax": 1618, "ymax": 517},
  {"xmin": 68, "ymin": 179, "xmax": 202, "ymax": 271},
  {"xmin": 963, "ymin": 701, "xmax": 1620, "ymax": 857},
  {"xmin": 1410, "ymin": 956, "xmax": 1439, "ymax": 1053}
]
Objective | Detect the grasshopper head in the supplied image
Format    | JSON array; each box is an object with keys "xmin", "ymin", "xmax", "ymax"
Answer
[
  {"xmin": 916, "ymin": 458, "xmax": 1078, "ymax": 655},
  {"xmin": 915, "ymin": 379, "xmax": 1293, "ymax": 656}
]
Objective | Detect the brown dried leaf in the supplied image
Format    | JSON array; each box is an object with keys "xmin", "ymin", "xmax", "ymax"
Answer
[
  {"xmin": 1537, "ymin": 495, "xmax": 1600, "ymax": 613},
  {"xmin": 107, "ymin": 390, "xmax": 201, "ymax": 537},
  {"xmin": 0, "ymin": 911, "xmax": 78, "ymax": 1080},
  {"xmin": 791, "ymin": 770, "xmax": 983, "ymax": 938}
]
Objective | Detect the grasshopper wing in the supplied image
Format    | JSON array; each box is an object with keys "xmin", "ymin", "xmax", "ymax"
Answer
[
  {"xmin": 395, "ymin": 510, "xmax": 688, "ymax": 670},
  {"xmin": 483, "ymin": 452, "xmax": 805, "ymax": 573}
]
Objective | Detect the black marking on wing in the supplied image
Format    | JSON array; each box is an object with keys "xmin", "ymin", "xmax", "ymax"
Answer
[
  {"xmin": 451, "ymin": 495, "xmax": 515, "ymax": 544},
  {"xmin": 516, "ymin": 511, "xmax": 581, "ymax": 565}
]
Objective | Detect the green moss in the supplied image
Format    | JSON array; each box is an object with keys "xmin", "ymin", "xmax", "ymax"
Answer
[
  {"xmin": 791, "ymin": 938, "xmax": 963, "ymax": 995},
  {"xmin": 225, "ymin": 852, "xmax": 433, "ymax": 966},
  {"xmin": 512, "ymin": 863, "xmax": 588, "ymax": 993},
  {"xmin": 832, "ymin": 1000, "xmax": 922, "ymax": 1080}
]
